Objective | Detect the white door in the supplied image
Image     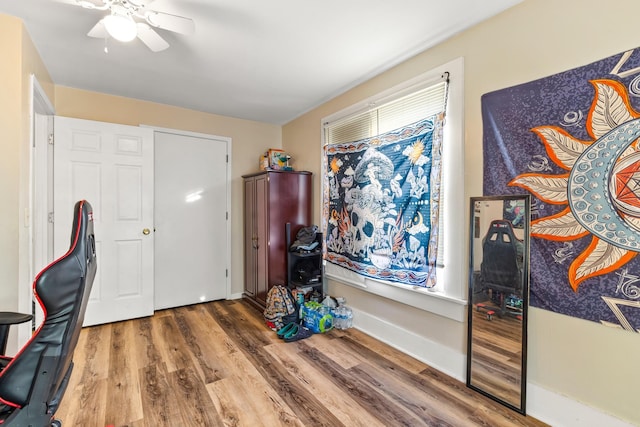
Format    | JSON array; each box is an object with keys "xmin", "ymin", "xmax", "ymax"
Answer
[
  {"xmin": 153, "ymin": 130, "xmax": 230, "ymax": 310},
  {"xmin": 54, "ymin": 116, "xmax": 154, "ymax": 326}
]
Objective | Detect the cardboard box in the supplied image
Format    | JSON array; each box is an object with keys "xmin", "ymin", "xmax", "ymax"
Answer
[{"xmin": 268, "ymin": 149, "xmax": 288, "ymax": 170}]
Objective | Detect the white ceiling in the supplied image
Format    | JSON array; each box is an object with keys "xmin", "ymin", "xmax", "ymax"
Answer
[{"xmin": 0, "ymin": 0, "xmax": 521, "ymax": 125}]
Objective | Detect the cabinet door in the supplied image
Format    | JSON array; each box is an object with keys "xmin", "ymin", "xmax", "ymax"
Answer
[
  {"xmin": 254, "ymin": 175, "xmax": 270, "ymax": 306},
  {"xmin": 243, "ymin": 178, "xmax": 257, "ymax": 297},
  {"xmin": 267, "ymin": 172, "xmax": 312, "ymax": 288}
]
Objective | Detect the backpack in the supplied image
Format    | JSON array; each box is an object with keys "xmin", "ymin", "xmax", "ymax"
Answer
[{"xmin": 263, "ymin": 284, "xmax": 298, "ymax": 330}]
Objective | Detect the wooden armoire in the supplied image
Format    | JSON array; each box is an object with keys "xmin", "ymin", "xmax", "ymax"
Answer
[{"xmin": 243, "ymin": 170, "xmax": 312, "ymax": 309}]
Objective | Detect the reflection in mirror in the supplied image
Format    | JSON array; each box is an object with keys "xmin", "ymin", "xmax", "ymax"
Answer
[{"xmin": 467, "ymin": 195, "xmax": 530, "ymax": 414}]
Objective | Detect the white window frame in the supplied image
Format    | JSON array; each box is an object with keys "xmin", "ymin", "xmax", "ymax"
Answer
[{"xmin": 320, "ymin": 57, "xmax": 466, "ymax": 322}]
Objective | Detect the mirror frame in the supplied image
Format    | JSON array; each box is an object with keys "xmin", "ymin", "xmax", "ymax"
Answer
[{"xmin": 466, "ymin": 194, "xmax": 530, "ymax": 414}]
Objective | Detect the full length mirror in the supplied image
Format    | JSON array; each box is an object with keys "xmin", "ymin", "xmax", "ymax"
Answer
[{"xmin": 467, "ymin": 195, "xmax": 530, "ymax": 414}]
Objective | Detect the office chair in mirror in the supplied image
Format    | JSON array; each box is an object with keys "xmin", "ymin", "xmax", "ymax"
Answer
[{"xmin": 467, "ymin": 195, "xmax": 530, "ymax": 414}]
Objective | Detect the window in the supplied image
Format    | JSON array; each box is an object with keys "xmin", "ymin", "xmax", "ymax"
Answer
[{"xmin": 320, "ymin": 58, "xmax": 466, "ymax": 321}]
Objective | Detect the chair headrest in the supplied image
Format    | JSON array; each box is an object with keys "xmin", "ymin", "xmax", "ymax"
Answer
[
  {"xmin": 35, "ymin": 200, "xmax": 96, "ymax": 317},
  {"xmin": 484, "ymin": 220, "xmax": 518, "ymax": 244}
]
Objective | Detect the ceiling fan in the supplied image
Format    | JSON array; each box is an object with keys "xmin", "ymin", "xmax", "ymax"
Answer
[{"xmin": 75, "ymin": 0, "xmax": 195, "ymax": 52}]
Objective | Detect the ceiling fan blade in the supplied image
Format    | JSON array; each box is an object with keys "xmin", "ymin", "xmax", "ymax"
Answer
[
  {"xmin": 128, "ymin": 0, "xmax": 155, "ymax": 7},
  {"xmin": 144, "ymin": 11, "xmax": 195, "ymax": 35},
  {"xmin": 75, "ymin": 0, "xmax": 109, "ymax": 10},
  {"xmin": 87, "ymin": 19, "xmax": 108, "ymax": 38},
  {"xmin": 137, "ymin": 23, "xmax": 169, "ymax": 52}
]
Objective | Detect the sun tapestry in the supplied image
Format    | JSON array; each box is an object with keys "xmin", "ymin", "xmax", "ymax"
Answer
[
  {"xmin": 323, "ymin": 115, "xmax": 444, "ymax": 287},
  {"xmin": 482, "ymin": 47, "xmax": 640, "ymax": 332}
]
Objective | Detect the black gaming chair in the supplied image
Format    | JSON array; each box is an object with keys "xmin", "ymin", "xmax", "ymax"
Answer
[
  {"xmin": 0, "ymin": 200, "xmax": 97, "ymax": 427},
  {"xmin": 479, "ymin": 219, "xmax": 523, "ymax": 318}
]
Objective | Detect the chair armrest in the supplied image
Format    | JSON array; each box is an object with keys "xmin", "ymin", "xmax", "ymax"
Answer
[
  {"xmin": 0, "ymin": 312, "xmax": 33, "ymax": 355},
  {"xmin": 0, "ymin": 312, "xmax": 33, "ymax": 326}
]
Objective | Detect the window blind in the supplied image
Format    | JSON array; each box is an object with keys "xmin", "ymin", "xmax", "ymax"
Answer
[{"xmin": 324, "ymin": 80, "xmax": 447, "ymax": 145}]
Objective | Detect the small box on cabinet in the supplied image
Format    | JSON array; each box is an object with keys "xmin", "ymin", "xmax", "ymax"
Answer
[{"xmin": 268, "ymin": 149, "xmax": 288, "ymax": 170}]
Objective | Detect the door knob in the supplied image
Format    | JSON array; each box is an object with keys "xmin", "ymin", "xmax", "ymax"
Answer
[{"xmin": 142, "ymin": 228, "xmax": 151, "ymax": 235}]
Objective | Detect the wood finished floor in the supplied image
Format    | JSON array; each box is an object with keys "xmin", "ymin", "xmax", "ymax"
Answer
[
  {"xmin": 470, "ymin": 304, "xmax": 524, "ymax": 408},
  {"xmin": 56, "ymin": 299, "xmax": 548, "ymax": 427}
]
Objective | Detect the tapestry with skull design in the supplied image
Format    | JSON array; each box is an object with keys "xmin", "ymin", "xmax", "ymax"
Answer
[{"xmin": 323, "ymin": 115, "xmax": 444, "ymax": 287}]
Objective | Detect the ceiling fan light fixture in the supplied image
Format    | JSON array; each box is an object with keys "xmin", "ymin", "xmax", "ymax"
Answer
[{"xmin": 104, "ymin": 13, "xmax": 137, "ymax": 42}]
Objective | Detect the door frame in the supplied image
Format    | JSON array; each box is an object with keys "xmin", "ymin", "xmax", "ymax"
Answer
[
  {"xmin": 27, "ymin": 75, "xmax": 55, "ymax": 345},
  {"xmin": 146, "ymin": 125, "xmax": 233, "ymax": 301}
]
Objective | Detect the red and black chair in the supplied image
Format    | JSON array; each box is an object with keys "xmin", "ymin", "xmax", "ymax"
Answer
[
  {"xmin": 479, "ymin": 219, "xmax": 523, "ymax": 318},
  {"xmin": 0, "ymin": 200, "xmax": 97, "ymax": 426}
]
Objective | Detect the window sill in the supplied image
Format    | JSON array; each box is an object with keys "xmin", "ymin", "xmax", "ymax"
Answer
[{"xmin": 325, "ymin": 263, "xmax": 467, "ymax": 322}]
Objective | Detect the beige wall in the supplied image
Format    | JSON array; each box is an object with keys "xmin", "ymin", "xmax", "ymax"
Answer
[
  {"xmin": 0, "ymin": 16, "xmax": 23, "ymax": 315},
  {"xmin": 20, "ymin": 20, "xmax": 55, "ymax": 315},
  {"xmin": 0, "ymin": 14, "xmax": 54, "ymax": 352},
  {"xmin": 283, "ymin": 0, "xmax": 640, "ymax": 424},
  {"xmin": 55, "ymin": 87, "xmax": 281, "ymax": 298}
]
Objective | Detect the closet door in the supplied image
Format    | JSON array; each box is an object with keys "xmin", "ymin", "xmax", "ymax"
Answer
[{"xmin": 153, "ymin": 130, "xmax": 229, "ymax": 310}]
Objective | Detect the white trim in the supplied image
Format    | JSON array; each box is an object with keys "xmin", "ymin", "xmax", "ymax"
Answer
[
  {"xmin": 143, "ymin": 125, "xmax": 224, "ymax": 142},
  {"xmin": 440, "ymin": 58, "xmax": 466, "ymax": 300},
  {"xmin": 527, "ymin": 383, "xmax": 636, "ymax": 427},
  {"xmin": 31, "ymin": 76, "xmax": 54, "ymax": 115},
  {"xmin": 325, "ymin": 263, "xmax": 466, "ymax": 322},
  {"xmin": 229, "ymin": 292, "xmax": 244, "ymax": 300},
  {"xmin": 351, "ymin": 306, "xmax": 466, "ymax": 381},
  {"xmin": 24, "ymin": 75, "xmax": 55, "ymax": 350},
  {"xmin": 319, "ymin": 57, "xmax": 467, "ymax": 313}
]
